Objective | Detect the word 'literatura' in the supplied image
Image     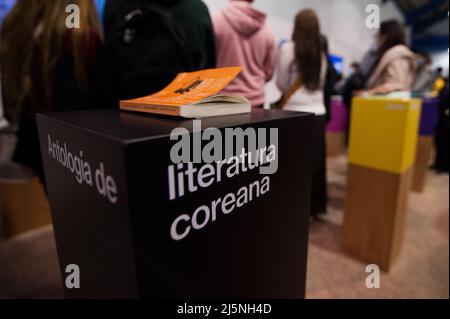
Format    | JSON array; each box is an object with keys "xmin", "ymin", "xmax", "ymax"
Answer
[{"xmin": 168, "ymin": 145, "xmax": 276, "ymax": 241}]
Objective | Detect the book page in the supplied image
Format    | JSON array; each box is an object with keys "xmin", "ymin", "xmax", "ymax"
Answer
[
  {"xmin": 192, "ymin": 95, "xmax": 250, "ymax": 105},
  {"xmin": 123, "ymin": 67, "xmax": 241, "ymax": 107}
]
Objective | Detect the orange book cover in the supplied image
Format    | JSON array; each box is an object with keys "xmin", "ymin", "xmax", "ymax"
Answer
[{"xmin": 120, "ymin": 67, "xmax": 245, "ymax": 117}]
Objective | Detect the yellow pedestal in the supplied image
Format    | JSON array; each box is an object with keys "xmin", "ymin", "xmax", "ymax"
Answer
[
  {"xmin": 348, "ymin": 97, "xmax": 421, "ymax": 174},
  {"xmin": 344, "ymin": 97, "xmax": 421, "ymax": 271}
]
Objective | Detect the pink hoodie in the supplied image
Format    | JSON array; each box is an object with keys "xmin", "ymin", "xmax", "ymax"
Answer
[{"xmin": 213, "ymin": 0, "xmax": 276, "ymax": 107}]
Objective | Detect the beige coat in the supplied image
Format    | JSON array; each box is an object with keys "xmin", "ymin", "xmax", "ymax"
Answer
[{"xmin": 367, "ymin": 44, "xmax": 416, "ymax": 93}]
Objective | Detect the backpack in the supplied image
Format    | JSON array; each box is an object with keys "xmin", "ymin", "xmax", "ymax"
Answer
[{"xmin": 104, "ymin": 0, "xmax": 197, "ymax": 101}]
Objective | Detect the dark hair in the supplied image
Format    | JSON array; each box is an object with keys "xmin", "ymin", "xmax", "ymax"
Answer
[
  {"xmin": 292, "ymin": 9, "xmax": 322, "ymax": 91},
  {"xmin": 0, "ymin": 0, "xmax": 102, "ymax": 120},
  {"xmin": 415, "ymin": 51, "xmax": 431, "ymax": 64},
  {"xmin": 320, "ymin": 34, "xmax": 329, "ymax": 55},
  {"xmin": 377, "ymin": 20, "xmax": 406, "ymax": 58}
]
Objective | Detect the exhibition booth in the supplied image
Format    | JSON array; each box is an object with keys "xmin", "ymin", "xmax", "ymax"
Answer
[
  {"xmin": 0, "ymin": 0, "xmax": 448, "ymax": 302},
  {"xmin": 36, "ymin": 109, "xmax": 314, "ymax": 298},
  {"xmin": 5, "ymin": 94, "xmax": 431, "ymax": 298}
]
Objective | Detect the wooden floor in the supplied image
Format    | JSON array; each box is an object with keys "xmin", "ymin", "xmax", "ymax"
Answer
[
  {"xmin": 307, "ymin": 155, "xmax": 449, "ymax": 299},
  {"xmin": 0, "ymin": 225, "xmax": 63, "ymax": 298},
  {"xmin": 0, "ymin": 155, "xmax": 448, "ymax": 299}
]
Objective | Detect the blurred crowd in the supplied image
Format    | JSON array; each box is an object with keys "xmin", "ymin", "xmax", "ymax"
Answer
[{"xmin": 0, "ymin": 0, "xmax": 448, "ymax": 218}]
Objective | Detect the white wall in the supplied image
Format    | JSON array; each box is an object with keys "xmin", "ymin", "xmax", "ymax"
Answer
[
  {"xmin": 431, "ymin": 50, "xmax": 450, "ymax": 77},
  {"xmin": 205, "ymin": 0, "xmax": 405, "ymax": 70},
  {"xmin": 204, "ymin": 0, "xmax": 405, "ymax": 103}
]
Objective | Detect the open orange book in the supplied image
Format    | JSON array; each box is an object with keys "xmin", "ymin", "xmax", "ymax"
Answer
[{"xmin": 120, "ymin": 67, "xmax": 251, "ymax": 118}]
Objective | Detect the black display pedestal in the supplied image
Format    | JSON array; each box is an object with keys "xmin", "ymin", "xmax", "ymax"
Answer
[{"xmin": 37, "ymin": 109, "xmax": 315, "ymax": 299}]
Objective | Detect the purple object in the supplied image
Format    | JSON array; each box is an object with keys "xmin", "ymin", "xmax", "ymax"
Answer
[
  {"xmin": 419, "ymin": 97, "xmax": 439, "ymax": 136},
  {"xmin": 326, "ymin": 97, "xmax": 348, "ymax": 133}
]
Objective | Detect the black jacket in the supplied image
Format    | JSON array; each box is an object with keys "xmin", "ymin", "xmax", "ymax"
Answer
[
  {"xmin": 105, "ymin": 0, "xmax": 215, "ymax": 70},
  {"xmin": 11, "ymin": 44, "xmax": 111, "ymax": 184},
  {"xmin": 324, "ymin": 58, "xmax": 341, "ymax": 123}
]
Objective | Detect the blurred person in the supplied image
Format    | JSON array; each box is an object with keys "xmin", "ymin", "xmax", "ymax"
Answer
[
  {"xmin": 104, "ymin": 0, "xmax": 216, "ymax": 101},
  {"xmin": 213, "ymin": 0, "xmax": 276, "ymax": 108},
  {"xmin": 334, "ymin": 61, "xmax": 358, "ymax": 97},
  {"xmin": 358, "ymin": 42, "xmax": 379, "ymax": 79},
  {"xmin": 321, "ymin": 34, "xmax": 341, "ymax": 123},
  {"xmin": 433, "ymin": 67, "xmax": 446, "ymax": 95},
  {"xmin": 432, "ymin": 83, "xmax": 449, "ymax": 173},
  {"xmin": 412, "ymin": 53, "xmax": 439, "ymax": 95},
  {"xmin": 357, "ymin": 20, "xmax": 416, "ymax": 95},
  {"xmin": 0, "ymin": 0, "xmax": 104, "ymax": 130},
  {"xmin": 349, "ymin": 62, "xmax": 360, "ymax": 76},
  {"xmin": 341, "ymin": 42, "xmax": 378, "ymax": 108},
  {"xmin": 0, "ymin": 0, "xmax": 107, "ymax": 184},
  {"xmin": 276, "ymin": 9, "xmax": 327, "ymax": 218}
]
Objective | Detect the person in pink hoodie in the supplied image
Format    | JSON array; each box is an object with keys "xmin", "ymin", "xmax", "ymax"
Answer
[{"xmin": 213, "ymin": 0, "xmax": 276, "ymax": 108}]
